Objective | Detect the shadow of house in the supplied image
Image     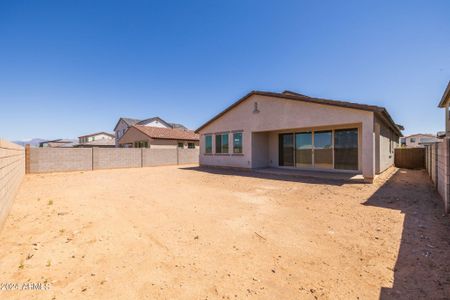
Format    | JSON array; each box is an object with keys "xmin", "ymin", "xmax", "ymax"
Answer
[
  {"xmin": 180, "ymin": 166, "xmax": 365, "ymax": 187},
  {"xmin": 363, "ymin": 169, "xmax": 450, "ymax": 299}
]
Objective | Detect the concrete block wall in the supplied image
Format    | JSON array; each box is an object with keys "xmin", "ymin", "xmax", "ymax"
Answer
[
  {"xmin": 29, "ymin": 148, "xmax": 92, "ymax": 173},
  {"xmin": 28, "ymin": 147, "xmax": 199, "ymax": 173},
  {"xmin": 0, "ymin": 140, "xmax": 25, "ymax": 230},
  {"xmin": 93, "ymin": 148, "xmax": 142, "ymax": 170},
  {"xmin": 425, "ymin": 140, "xmax": 449, "ymax": 213},
  {"xmin": 178, "ymin": 148, "xmax": 200, "ymax": 165},
  {"xmin": 142, "ymin": 149, "xmax": 178, "ymax": 167}
]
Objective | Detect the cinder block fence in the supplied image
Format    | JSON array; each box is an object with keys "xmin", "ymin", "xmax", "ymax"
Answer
[
  {"xmin": 0, "ymin": 140, "xmax": 25, "ymax": 230},
  {"xmin": 425, "ymin": 139, "xmax": 450, "ymax": 214},
  {"xmin": 26, "ymin": 147, "xmax": 199, "ymax": 174}
]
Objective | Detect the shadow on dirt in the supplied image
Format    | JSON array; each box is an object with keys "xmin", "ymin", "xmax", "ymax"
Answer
[
  {"xmin": 363, "ymin": 169, "xmax": 450, "ymax": 299},
  {"xmin": 180, "ymin": 166, "xmax": 363, "ymax": 187}
]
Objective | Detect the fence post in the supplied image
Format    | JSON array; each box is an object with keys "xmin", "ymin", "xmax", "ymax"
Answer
[{"xmin": 25, "ymin": 144, "xmax": 30, "ymax": 174}]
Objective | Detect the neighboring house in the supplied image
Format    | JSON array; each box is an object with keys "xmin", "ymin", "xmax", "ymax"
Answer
[
  {"xmin": 113, "ymin": 117, "xmax": 188, "ymax": 147},
  {"xmin": 39, "ymin": 139, "xmax": 77, "ymax": 148},
  {"xmin": 78, "ymin": 132, "xmax": 115, "ymax": 144},
  {"xmin": 195, "ymin": 90, "xmax": 403, "ymax": 182},
  {"xmin": 438, "ymin": 81, "xmax": 450, "ymax": 134},
  {"xmin": 400, "ymin": 134, "xmax": 439, "ymax": 148},
  {"xmin": 119, "ymin": 125, "xmax": 199, "ymax": 149},
  {"xmin": 75, "ymin": 139, "xmax": 116, "ymax": 148}
]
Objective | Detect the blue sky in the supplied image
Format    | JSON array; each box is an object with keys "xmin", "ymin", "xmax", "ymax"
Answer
[{"xmin": 0, "ymin": 0, "xmax": 449, "ymax": 141}]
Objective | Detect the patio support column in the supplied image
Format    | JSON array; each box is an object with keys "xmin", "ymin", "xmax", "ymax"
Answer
[{"xmin": 361, "ymin": 115, "xmax": 375, "ymax": 183}]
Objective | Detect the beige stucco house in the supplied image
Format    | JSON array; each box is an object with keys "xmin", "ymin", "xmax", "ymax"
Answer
[
  {"xmin": 195, "ymin": 90, "xmax": 403, "ymax": 182},
  {"xmin": 119, "ymin": 125, "xmax": 199, "ymax": 149},
  {"xmin": 113, "ymin": 116, "xmax": 187, "ymax": 147},
  {"xmin": 400, "ymin": 134, "xmax": 438, "ymax": 148}
]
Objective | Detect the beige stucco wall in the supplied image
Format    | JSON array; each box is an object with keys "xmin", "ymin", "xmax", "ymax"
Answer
[
  {"xmin": 376, "ymin": 116, "xmax": 399, "ymax": 173},
  {"xmin": 198, "ymin": 94, "xmax": 376, "ymax": 179},
  {"xmin": 0, "ymin": 140, "xmax": 24, "ymax": 231}
]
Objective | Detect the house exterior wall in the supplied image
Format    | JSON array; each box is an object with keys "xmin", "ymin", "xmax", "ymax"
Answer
[
  {"xmin": 376, "ymin": 116, "xmax": 399, "ymax": 173},
  {"xmin": 115, "ymin": 120, "xmax": 130, "ymax": 147},
  {"xmin": 251, "ymin": 132, "xmax": 269, "ymax": 168},
  {"xmin": 198, "ymin": 94, "xmax": 377, "ymax": 179},
  {"xmin": 79, "ymin": 133, "xmax": 113, "ymax": 144}
]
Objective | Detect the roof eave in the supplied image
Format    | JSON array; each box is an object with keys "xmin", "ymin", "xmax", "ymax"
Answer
[{"xmin": 438, "ymin": 81, "xmax": 450, "ymax": 108}]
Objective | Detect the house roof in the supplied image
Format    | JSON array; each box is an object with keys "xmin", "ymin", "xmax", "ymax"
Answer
[
  {"xmin": 114, "ymin": 117, "xmax": 188, "ymax": 131},
  {"xmin": 113, "ymin": 118, "xmax": 141, "ymax": 131},
  {"xmin": 133, "ymin": 125, "xmax": 199, "ymax": 141},
  {"xmin": 195, "ymin": 90, "xmax": 403, "ymax": 136},
  {"xmin": 78, "ymin": 131, "xmax": 115, "ymax": 139},
  {"xmin": 136, "ymin": 116, "xmax": 173, "ymax": 128},
  {"xmin": 403, "ymin": 133, "xmax": 435, "ymax": 138},
  {"xmin": 438, "ymin": 81, "xmax": 450, "ymax": 108}
]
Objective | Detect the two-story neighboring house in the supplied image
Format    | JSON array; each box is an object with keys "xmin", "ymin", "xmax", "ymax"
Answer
[
  {"xmin": 400, "ymin": 134, "xmax": 439, "ymax": 148},
  {"xmin": 113, "ymin": 117, "xmax": 188, "ymax": 147},
  {"xmin": 77, "ymin": 132, "xmax": 115, "ymax": 148}
]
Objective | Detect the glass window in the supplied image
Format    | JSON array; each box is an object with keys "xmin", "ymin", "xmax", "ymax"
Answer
[
  {"xmin": 295, "ymin": 132, "xmax": 312, "ymax": 168},
  {"xmin": 188, "ymin": 142, "xmax": 195, "ymax": 149},
  {"xmin": 410, "ymin": 138, "xmax": 416, "ymax": 143},
  {"xmin": 215, "ymin": 133, "xmax": 229, "ymax": 154},
  {"xmin": 215, "ymin": 135, "xmax": 222, "ymax": 153},
  {"xmin": 314, "ymin": 130, "xmax": 333, "ymax": 168},
  {"xmin": 334, "ymin": 128, "xmax": 358, "ymax": 170},
  {"xmin": 178, "ymin": 142, "xmax": 184, "ymax": 148},
  {"xmin": 205, "ymin": 135, "xmax": 212, "ymax": 153},
  {"xmin": 279, "ymin": 133, "xmax": 294, "ymax": 166},
  {"xmin": 233, "ymin": 132, "xmax": 243, "ymax": 153}
]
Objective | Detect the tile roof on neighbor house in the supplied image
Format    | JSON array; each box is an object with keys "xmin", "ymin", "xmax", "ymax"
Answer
[
  {"xmin": 195, "ymin": 90, "xmax": 403, "ymax": 136},
  {"xmin": 78, "ymin": 131, "xmax": 115, "ymax": 138},
  {"xmin": 133, "ymin": 125, "xmax": 199, "ymax": 141}
]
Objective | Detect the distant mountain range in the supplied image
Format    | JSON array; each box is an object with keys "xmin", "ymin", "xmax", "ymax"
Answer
[{"xmin": 13, "ymin": 138, "xmax": 47, "ymax": 147}]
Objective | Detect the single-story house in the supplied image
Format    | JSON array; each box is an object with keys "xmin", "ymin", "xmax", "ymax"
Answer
[
  {"xmin": 113, "ymin": 116, "xmax": 188, "ymax": 147},
  {"xmin": 195, "ymin": 90, "xmax": 403, "ymax": 181},
  {"xmin": 39, "ymin": 139, "xmax": 77, "ymax": 148},
  {"xmin": 119, "ymin": 125, "xmax": 199, "ymax": 149}
]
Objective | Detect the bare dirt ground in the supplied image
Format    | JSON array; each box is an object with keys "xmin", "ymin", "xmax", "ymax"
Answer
[{"xmin": 0, "ymin": 165, "xmax": 449, "ymax": 299}]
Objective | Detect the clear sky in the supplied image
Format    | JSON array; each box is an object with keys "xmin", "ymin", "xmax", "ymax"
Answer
[{"xmin": 1, "ymin": 0, "xmax": 449, "ymax": 141}]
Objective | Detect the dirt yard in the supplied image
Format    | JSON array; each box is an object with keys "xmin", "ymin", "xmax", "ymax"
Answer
[{"xmin": 0, "ymin": 165, "xmax": 449, "ymax": 299}]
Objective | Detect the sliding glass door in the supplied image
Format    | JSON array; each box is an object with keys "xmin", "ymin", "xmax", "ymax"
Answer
[
  {"xmin": 295, "ymin": 132, "xmax": 313, "ymax": 168},
  {"xmin": 314, "ymin": 130, "xmax": 333, "ymax": 169},
  {"xmin": 334, "ymin": 128, "xmax": 358, "ymax": 170},
  {"xmin": 279, "ymin": 128, "xmax": 358, "ymax": 171},
  {"xmin": 279, "ymin": 133, "xmax": 294, "ymax": 166}
]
